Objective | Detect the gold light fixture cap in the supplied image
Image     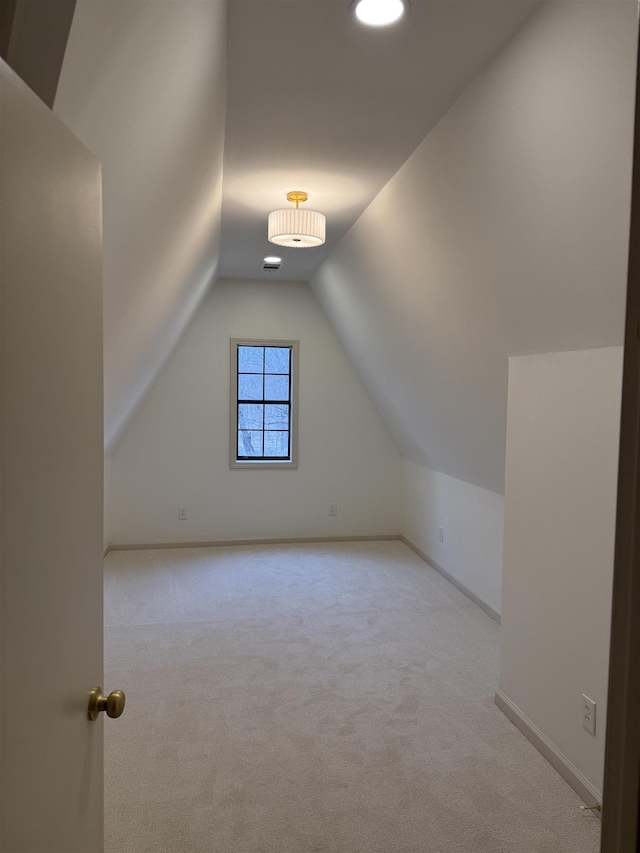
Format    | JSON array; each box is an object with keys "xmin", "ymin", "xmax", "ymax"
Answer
[{"xmin": 287, "ymin": 191, "xmax": 308, "ymax": 207}]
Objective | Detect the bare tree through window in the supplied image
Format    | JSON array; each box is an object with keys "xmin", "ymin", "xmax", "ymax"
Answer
[{"xmin": 236, "ymin": 345, "xmax": 292, "ymax": 460}]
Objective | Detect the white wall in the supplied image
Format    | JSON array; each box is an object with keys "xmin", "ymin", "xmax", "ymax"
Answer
[
  {"xmin": 55, "ymin": 0, "xmax": 228, "ymax": 450},
  {"xmin": 500, "ymin": 347, "xmax": 623, "ymax": 796},
  {"xmin": 108, "ymin": 279, "xmax": 401, "ymax": 545},
  {"xmin": 311, "ymin": 1, "xmax": 636, "ymax": 496},
  {"xmin": 402, "ymin": 461, "xmax": 504, "ymax": 615},
  {"xmin": 306, "ymin": 3, "xmax": 635, "ymax": 715}
]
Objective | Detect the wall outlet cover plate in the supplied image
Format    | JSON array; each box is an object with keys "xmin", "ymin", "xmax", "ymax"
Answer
[{"xmin": 582, "ymin": 694, "xmax": 596, "ymax": 736}]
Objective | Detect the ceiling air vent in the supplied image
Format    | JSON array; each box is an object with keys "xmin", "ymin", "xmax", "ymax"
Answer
[{"xmin": 262, "ymin": 262, "xmax": 281, "ymax": 271}]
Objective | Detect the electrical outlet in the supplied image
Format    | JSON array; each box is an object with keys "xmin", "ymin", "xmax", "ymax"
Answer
[
  {"xmin": 178, "ymin": 506, "xmax": 187, "ymax": 521},
  {"xmin": 329, "ymin": 503, "xmax": 337, "ymax": 517},
  {"xmin": 438, "ymin": 525, "xmax": 444, "ymax": 543},
  {"xmin": 582, "ymin": 695, "xmax": 596, "ymax": 736}
]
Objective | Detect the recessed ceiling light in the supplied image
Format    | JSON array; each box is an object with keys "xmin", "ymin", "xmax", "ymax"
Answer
[
  {"xmin": 353, "ymin": 0, "xmax": 406, "ymax": 27},
  {"xmin": 264, "ymin": 256, "xmax": 282, "ymax": 264}
]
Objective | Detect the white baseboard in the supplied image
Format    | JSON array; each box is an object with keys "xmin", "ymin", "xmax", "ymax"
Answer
[
  {"xmin": 399, "ymin": 534, "xmax": 501, "ymax": 624},
  {"xmin": 495, "ymin": 689, "xmax": 602, "ymax": 814},
  {"xmin": 105, "ymin": 533, "xmax": 402, "ymax": 555}
]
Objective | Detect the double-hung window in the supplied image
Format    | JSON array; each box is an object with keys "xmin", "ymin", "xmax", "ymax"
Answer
[{"xmin": 230, "ymin": 339, "xmax": 299, "ymax": 468}]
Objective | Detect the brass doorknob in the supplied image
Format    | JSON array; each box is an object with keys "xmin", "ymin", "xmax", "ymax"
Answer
[{"xmin": 88, "ymin": 686, "xmax": 126, "ymax": 721}]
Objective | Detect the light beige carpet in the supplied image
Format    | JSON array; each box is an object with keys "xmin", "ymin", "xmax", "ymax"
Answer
[{"xmin": 104, "ymin": 541, "xmax": 601, "ymax": 852}]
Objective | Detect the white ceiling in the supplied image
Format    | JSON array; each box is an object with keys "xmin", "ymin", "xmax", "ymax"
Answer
[
  {"xmin": 310, "ymin": 1, "xmax": 637, "ymax": 494},
  {"xmin": 54, "ymin": 0, "xmax": 542, "ymax": 450},
  {"xmin": 220, "ymin": 0, "xmax": 540, "ymax": 281}
]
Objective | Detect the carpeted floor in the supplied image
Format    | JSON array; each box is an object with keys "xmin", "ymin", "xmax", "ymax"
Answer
[{"xmin": 104, "ymin": 540, "xmax": 601, "ymax": 852}]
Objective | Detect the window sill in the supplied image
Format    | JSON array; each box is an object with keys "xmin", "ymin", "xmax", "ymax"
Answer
[{"xmin": 230, "ymin": 459, "xmax": 298, "ymax": 470}]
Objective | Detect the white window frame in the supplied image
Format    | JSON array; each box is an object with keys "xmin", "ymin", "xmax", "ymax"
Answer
[{"xmin": 230, "ymin": 338, "xmax": 299, "ymax": 469}]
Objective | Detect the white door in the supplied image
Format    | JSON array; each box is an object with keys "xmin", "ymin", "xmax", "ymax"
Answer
[{"xmin": 1, "ymin": 61, "xmax": 105, "ymax": 852}]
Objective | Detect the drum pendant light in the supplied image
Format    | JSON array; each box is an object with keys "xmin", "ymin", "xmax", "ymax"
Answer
[{"xmin": 268, "ymin": 191, "xmax": 326, "ymax": 248}]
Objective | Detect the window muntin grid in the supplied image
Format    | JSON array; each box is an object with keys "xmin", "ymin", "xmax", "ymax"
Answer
[{"xmin": 236, "ymin": 345, "xmax": 292, "ymax": 461}]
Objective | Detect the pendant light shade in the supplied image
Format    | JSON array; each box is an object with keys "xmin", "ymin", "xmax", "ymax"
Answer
[{"xmin": 268, "ymin": 191, "xmax": 326, "ymax": 248}]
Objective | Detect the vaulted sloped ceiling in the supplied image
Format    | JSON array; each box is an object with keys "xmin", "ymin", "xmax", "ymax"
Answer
[
  {"xmin": 311, "ymin": 1, "xmax": 637, "ymax": 495},
  {"xmin": 52, "ymin": 0, "xmax": 636, "ymax": 492},
  {"xmin": 53, "ymin": 0, "xmax": 540, "ymax": 452},
  {"xmin": 221, "ymin": 0, "xmax": 540, "ymax": 282},
  {"xmin": 54, "ymin": 0, "xmax": 228, "ymax": 450}
]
